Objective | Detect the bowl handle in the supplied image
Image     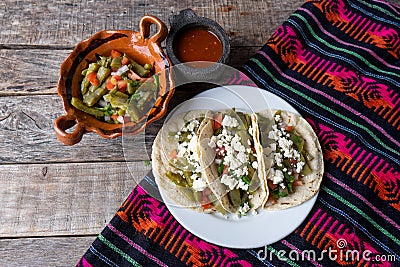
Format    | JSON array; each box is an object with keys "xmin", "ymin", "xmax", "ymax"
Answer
[
  {"xmin": 54, "ymin": 115, "xmax": 85, "ymax": 146},
  {"xmin": 139, "ymin": 15, "xmax": 168, "ymax": 45}
]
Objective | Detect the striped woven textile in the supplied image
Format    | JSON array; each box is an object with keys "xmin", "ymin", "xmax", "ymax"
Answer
[{"xmin": 78, "ymin": 0, "xmax": 400, "ymax": 266}]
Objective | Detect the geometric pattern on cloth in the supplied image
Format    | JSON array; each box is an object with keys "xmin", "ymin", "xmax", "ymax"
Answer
[{"xmin": 78, "ymin": 0, "xmax": 400, "ymax": 266}]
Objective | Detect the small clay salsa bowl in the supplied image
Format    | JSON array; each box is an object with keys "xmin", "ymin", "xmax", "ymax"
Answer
[
  {"xmin": 166, "ymin": 9, "xmax": 230, "ymax": 81},
  {"xmin": 55, "ymin": 15, "xmax": 173, "ymax": 145}
]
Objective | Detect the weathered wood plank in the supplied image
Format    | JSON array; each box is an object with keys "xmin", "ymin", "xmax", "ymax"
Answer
[
  {"xmin": 0, "ymin": 64, "xmax": 261, "ymax": 163},
  {"xmin": 0, "ymin": 94, "xmax": 126, "ymax": 163},
  {"xmin": 0, "ymin": 236, "xmax": 94, "ymax": 267},
  {"xmin": 0, "ymin": 161, "xmax": 150, "ymax": 237},
  {"xmin": 0, "ymin": 49, "xmax": 65, "ymax": 96},
  {"xmin": 0, "ymin": 88, "xmax": 216, "ymax": 163},
  {"xmin": 0, "ymin": 46, "xmax": 260, "ymax": 95},
  {"xmin": 0, "ymin": 0, "xmax": 305, "ymax": 47}
]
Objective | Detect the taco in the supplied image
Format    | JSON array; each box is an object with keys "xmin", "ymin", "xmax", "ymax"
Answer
[
  {"xmin": 256, "ymin": 109, "xmax": 324, "ymax": 210},
  {"xmin": 199, "ymin": 109, "xmax": 268, "ymax": 216},
  {"xmin": 152, "ymin": 110, "xmax": 227, "ymax": 214}
]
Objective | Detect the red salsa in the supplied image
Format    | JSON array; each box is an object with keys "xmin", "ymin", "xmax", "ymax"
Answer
[{"xmin": 174, "ymin": 28, "xmax": 223, "ymax": 63}]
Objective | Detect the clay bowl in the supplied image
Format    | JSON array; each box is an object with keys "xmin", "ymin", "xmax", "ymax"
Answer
[
  {"xmin": 165, "ymin": 9, "xmax": 230, "ymax": 81},
  {"xmin": 54, "ymin": 15, "xmax": 174, "ymax": 145}
]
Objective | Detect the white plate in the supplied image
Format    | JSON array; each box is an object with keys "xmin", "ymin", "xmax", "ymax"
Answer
[{"xmin": 158, "ymin": 85, "xmax": 319, "ymax": 249}]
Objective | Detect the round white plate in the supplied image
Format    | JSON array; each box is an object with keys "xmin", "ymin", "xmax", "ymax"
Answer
[{"xmin": 158, "ymin": 85, "xmax": 319, "ymax": 249}]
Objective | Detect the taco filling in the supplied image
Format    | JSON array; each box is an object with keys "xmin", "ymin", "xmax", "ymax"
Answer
[
  {"xmin": 258, "ymin": 110, "xmax": 313, "ymax": 204},
  {"xmin": 208, "ymin": 110, "xmax": 263, "ymax": 216},
  {"xmin": 166, "ymin": 116, "xmax": 225, "ymax": 214}
]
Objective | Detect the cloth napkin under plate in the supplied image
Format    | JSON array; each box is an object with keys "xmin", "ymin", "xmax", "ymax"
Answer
[{"xmin": 77, "ymin": 0, "xmax": 400, "ymax": 266}]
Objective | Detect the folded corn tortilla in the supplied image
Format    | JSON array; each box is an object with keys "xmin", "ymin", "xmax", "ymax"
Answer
[
  {"xmin": 152, "ymin": 110, "xmax": 224, "ymax": 213},
  {"xmin": 198, "ymin": 110, "xmax": 268, "ymax": 214},
  {"xmin": 257, "ymin": 109, "xmax": 324, "ymax": 210}
]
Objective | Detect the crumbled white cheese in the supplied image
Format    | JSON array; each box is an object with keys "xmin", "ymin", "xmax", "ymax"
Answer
[
  {"xmin": 221, "ymin": 174, "xmax": 238, "ymax": 190},
  {"xmin": 171, "ymin": 118, "xmax": 210, "ymax": 192},
  {"xmin": 247, "ymin": 139, "xmax": 252, "ymax": 146},
  {"xmin": 187, "ymin": 135, "xmax": 198, "ymax": 154},
  {"xmin": 216, "ymin": 139, "xmax": 224, "ymax": 148},
  {"xmin": 173, "ymin": 119, "xmax": 203, "ymax": 173},
  {"xmin": 233, "ymin": 141, "xmax": 246, "ymax": 153},
  {"xmin": 186, "ymin": 119, "xmax": 200, "ymax": 132},
  {"xmin": 238, "ymin": 202, "xmax": 250, "ymax": 215},
  {"xmin": 210, "ymin": 112, "xmax": 261, "ymax": 193},
  {"xmin": 252, "ymin": 161, "xmax": 258, "ymax": 169},
  {"xmin": 293, "ymin": 150, "xmax": 301, "ymax": 161},
  {"xmin": 221, "ymin": 115, "xmax": 239, "ymax": 128},
  {"xmin": 278, "ymin": 137, "xmax": 294, "ymax": 158},
  {"xmin": 268, "ymin": 129, "xmax": 279, "ymax": 141},
  {"xmin": 269, "ymin": 169, "xmax": 284, "ymax": 184},
  {"xmin": 237, "ymin": 179, "xmax": 249, "ymax": 191},
  {"xmin": 192, "ymin": 178, "xmax": 207, "ymax": 191},
  {"xmin": 233, "ymin": 167, "xmax": 248, "ymax": 177},
  {"xmin": 267, "ymin": 116, "xmax": 308, "ymax": 183},
  {"xmin": 177, "ymin": 141, "xmax": 188, "ymax": 157},
  {"xmin": 232, "ymin": 135, "xmax": 245, "ymax": 152},
  {"xmin": 236, "ymin": 151, "xmax": 248, "ymax": 165},
  {"xmin": 296, "ymin": 161, "xmax": 305, "ymax": 173},
  {"xmin": 274, "ymin": 153, "xmax": 283, "ymax": 167}
]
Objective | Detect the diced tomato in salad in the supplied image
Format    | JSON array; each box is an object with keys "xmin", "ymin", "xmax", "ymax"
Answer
[
  {"xmin": 86, "ymin": 72, "xmax": 99, "ymax": 86},
  {"xmin": 117, "ymin": 80, "xmax": 128, "ymax": 93},
  {"xmin": 106, "ymin": 77, "xmax": 115, "ymax": 90}
]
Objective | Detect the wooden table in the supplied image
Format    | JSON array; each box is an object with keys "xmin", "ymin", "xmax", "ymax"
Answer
[{"xmin": 1, "ymin": 0, "xmax": 398, "ymax": 266}]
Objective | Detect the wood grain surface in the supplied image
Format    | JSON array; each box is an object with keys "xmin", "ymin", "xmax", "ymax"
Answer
[
  {"xmin": 2, "ymin": 0, "xmax": 399, "ymax": 266},
  {"xmin": 0, "ymin": 236, "xmax": 95, "ymax": 267},
  {"xmin": 0, "ymin": 47, "xmax": 259, "ymax": 96},
  {"xmin": 0, "ymin": 0, "xmax": 303, "ymax": 47},
  {"xmin": 0, "ymin": 162, "xmax": 150, "ymax": 237}
]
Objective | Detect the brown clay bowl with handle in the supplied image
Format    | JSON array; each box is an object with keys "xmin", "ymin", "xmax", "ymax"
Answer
[{"xmin": 54, "ymin": 15, "xmax": 174, "ymax": 145}]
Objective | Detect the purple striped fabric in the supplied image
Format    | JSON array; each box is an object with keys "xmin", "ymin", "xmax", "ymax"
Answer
[{"xmin": 78, "ymin": 0, "xmax": 400, "ymax": 266}]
